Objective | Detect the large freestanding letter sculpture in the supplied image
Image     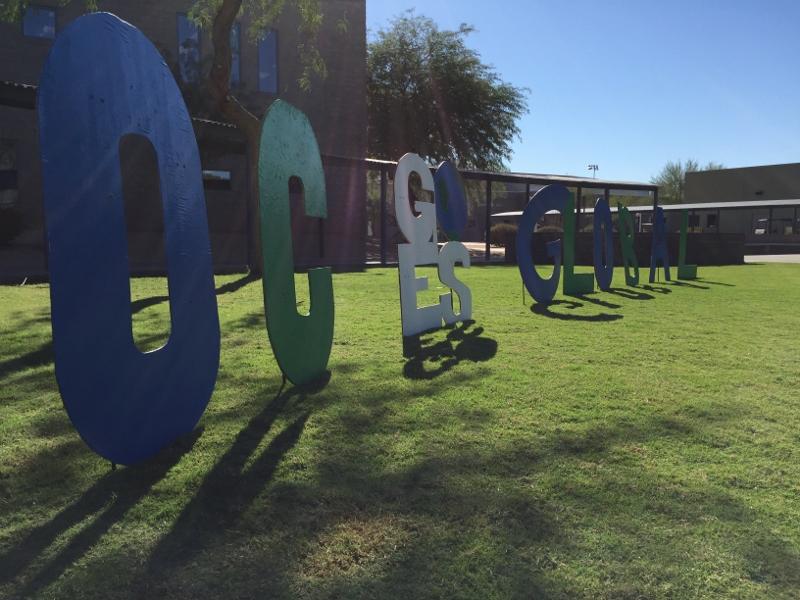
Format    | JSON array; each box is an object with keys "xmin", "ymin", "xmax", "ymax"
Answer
[
  {"xmin": 649, "ymin": 206, "xmax": 671, "ymax": 282},
  {"xmin": 617, "ymin": 204, "xmax": 639, "ymax": 286},
  {"xmin": 516, "ymin": 185, "xmax": 566, "ymax": 305},
  {"xmin": 592, "ymin": 197, "xmax": 614, "ymax": 291},
  {"xmin": 396, "ymin": 153, "xmax": 472, "ymax": 336},
  {"xmin": 563, "ymin": 194, "xmax": 594, "ymax": 295},
  {"xmin": 677, "ymin": 209, "xmax": 698, "ymax": 280},
  {"xmin": 434, "ymin": 160, "xmax": 468, "ymax": 241},
  {"xmin": 38, "ymin": 13, "xmax": 220, "ymax": 465},
  {"xmin": 259, "ymin": 100, "xmax": 334, "ymax": 385}
]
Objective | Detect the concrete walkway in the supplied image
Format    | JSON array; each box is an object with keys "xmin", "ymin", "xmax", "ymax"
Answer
[{"xmin": 744, "ymin": 254, "xmax": 800, "ymax": 264}]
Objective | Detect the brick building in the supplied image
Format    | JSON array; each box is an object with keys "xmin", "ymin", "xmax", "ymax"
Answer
[{"xmin": 0, "ymin": 0, "xmax": 367, "ymax": 279}]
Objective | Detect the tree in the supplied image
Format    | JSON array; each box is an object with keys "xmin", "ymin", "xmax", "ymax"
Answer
[
  {"xmin": 192, "ymin": 0, "xmax": 326, "ymax": 274},
  {"xmin": 1, "ymin": 0, "xmax": 327, "ymax": 274},
  {"xmin": 651, "ymin": 159, "xmax": 724, "ymax": 204},
  {"xmin": 367, "ymin": 12, "xmax": 528, "ymax": 171},
  {"xmin": 703, "ymin": 161, "xmax": 725, "ymax": 172}
]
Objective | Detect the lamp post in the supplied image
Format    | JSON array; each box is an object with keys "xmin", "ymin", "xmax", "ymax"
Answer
[{"xmin": 588, "ymin": 164, "xmax": 598, "ymax": 179}]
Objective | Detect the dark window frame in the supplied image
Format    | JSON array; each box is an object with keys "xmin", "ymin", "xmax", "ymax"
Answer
[
  {"xmin": 230, "ymin": 22, "xmax": 242, "ymax": 86},
  {"xmin": 0, "ymin": 139, "xmax": 19, "ymax": 210},
  {"xmin": 22, "ymin": 4, "xmax": 56, "ymax": 39},
  {"xmin": 176, "ymin": 12, "xmax": 202, "ymax": 83},
  {"xmin": 0, "ymin": 171, "xmax": 18, "ymax": 191},
  {"xmin": 202, "ymin": 169, "xmax": 233, "ymax": 192},
  {"xmin": 0, "ymin": 138, "xmax": 18, "ymax": 191},
  {"xmin": 258, "ymin": 29, "xmax": 279, "ymax": 94}
]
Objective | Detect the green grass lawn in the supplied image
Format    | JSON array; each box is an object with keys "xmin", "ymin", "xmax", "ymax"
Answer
[{"xmin": 1, "ymin": 263, "xmax": 799, "ymax": 599}]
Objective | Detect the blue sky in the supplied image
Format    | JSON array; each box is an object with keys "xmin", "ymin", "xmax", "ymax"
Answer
[{"xmin": 367, "ymin": 0, "xmax": 800, "ymax": 183}]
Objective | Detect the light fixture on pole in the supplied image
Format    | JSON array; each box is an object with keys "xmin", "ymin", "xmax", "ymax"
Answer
[{"xmin": 588, "ymin": 164, "xmax": 598, "ymax": 179}]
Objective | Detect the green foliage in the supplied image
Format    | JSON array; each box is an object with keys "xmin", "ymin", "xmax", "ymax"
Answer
[
  {"xmin": 188, "ymin": 0, "xmax": 327, "ymax": 91},
  {"xmin": 489, "ymin": 222, "xmax": 517, "ymax": 246},
  {"xmin": 536, "ymin": 224, "xmax": 564, "ymax": 233},
  {"xmin": 2, "ymin": 265, "xmax": 800, "ymax": 598},
  {"xmin": 0, "ymin": 0, "xmax": 327, "ymax": 92},
  {"xmin": 368, "ymin": 12, "xmax": 528, "ymax": 171},
  {"xmin": 0, "ymin": 0, "xmax": 95, "ymax": 21},
  {"xmin": 651, "ymin": 159, "xmax": 725, "ymax": 204}
]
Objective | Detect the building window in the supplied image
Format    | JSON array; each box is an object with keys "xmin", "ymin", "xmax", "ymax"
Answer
[
  {"xmin": 258, "ymin": 29, "xmax": 278, "ymax": 94},
  {"xmin": 688, "ymin": 214, "xmax": 700, "ymax": 228},
  {"xmin": 177, "ymin": 14, "xmax": 201, "ymax": 83},
  {"xmin": 0, "ymin": 139, "xmax": 22, "ymax": 244},
  {"xmin": 0, "ymin": 140, "xmax": 18, "ymax": 208},
  {"xmin": 230, "ymin": 23, "xmax": 241, "ymax": 85},
  {"xmin": 706, "ymin": 214, "xmax": 718, "ymax": 229},
  {"xmin": 202, "ymin": 170, "xmax": 232, "ymax": 191},
  {"xmin": 23, "ymin": 5, "xmax": 56, "ymax": 39}
]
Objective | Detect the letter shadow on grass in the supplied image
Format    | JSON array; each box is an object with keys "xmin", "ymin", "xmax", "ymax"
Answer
[
  {"xmin": 141, "ymin": 376, "xmax": 327, "ymax": 591},
  {"xmin": 641, "ymin": 284, "xmax": 672, "ymax": 294},
  {"xmin": 531, "ymin": 299, "xmax": 623, "ymax": 322},
  {"xmin": 668, "ymin": 279, "xmax": 710, "ymax": 290},
  {"xmin": 607, "ymin": 287, "xmax": 655, "ymax": 301},
  {"xmin": 573, "ymin": 294, "xmax": 621, "ymax": 310},
  {"xmin": 214, "ymin": 272, "xmax": 261, "ymax": 295},
  {"xmin": 0, "ymin": 273, "xmax": 259, "ymax": 383},
  {"xmin": 697, "ymin": 278, "xmax": 735, "ymax": 287},
  {"xmin": 6, "ymin": 372, "xmax": 327, "ymax": 598},
  {"xmin": 2, "ymin": 429, "xmax": 202, "ymax": 596},
  {"xmin": 402, "ymin": 321, "xmax": 497, "ymax": 380}
]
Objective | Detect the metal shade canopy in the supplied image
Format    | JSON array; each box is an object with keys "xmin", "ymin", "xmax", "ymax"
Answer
[{"xmin": 492, "ymin": 198, "xmax": 800, "ymax": 218}]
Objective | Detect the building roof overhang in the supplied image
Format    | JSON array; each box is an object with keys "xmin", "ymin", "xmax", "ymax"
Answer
[{"xmin": 492, "ymin": 198, "xmax": 800, "ymax": 218}]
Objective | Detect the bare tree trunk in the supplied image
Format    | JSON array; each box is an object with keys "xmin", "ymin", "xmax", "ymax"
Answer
[{"xmin": 209, "ymin": 0, "xmax": 263, "ymax": 275}]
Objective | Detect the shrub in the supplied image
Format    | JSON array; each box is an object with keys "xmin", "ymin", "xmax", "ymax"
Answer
[
  {"xmin": 490, "ymin": 223, "xmax": 518, "ymax": 246},
  {"xmin": 535, "ymin": 224, "xmax": 564, "ymax": 234}
]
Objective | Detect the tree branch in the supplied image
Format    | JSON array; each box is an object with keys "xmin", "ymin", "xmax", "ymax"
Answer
[{"xmin": 209, "ymin": 0, "xmax": 260, "ymax": 140}]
